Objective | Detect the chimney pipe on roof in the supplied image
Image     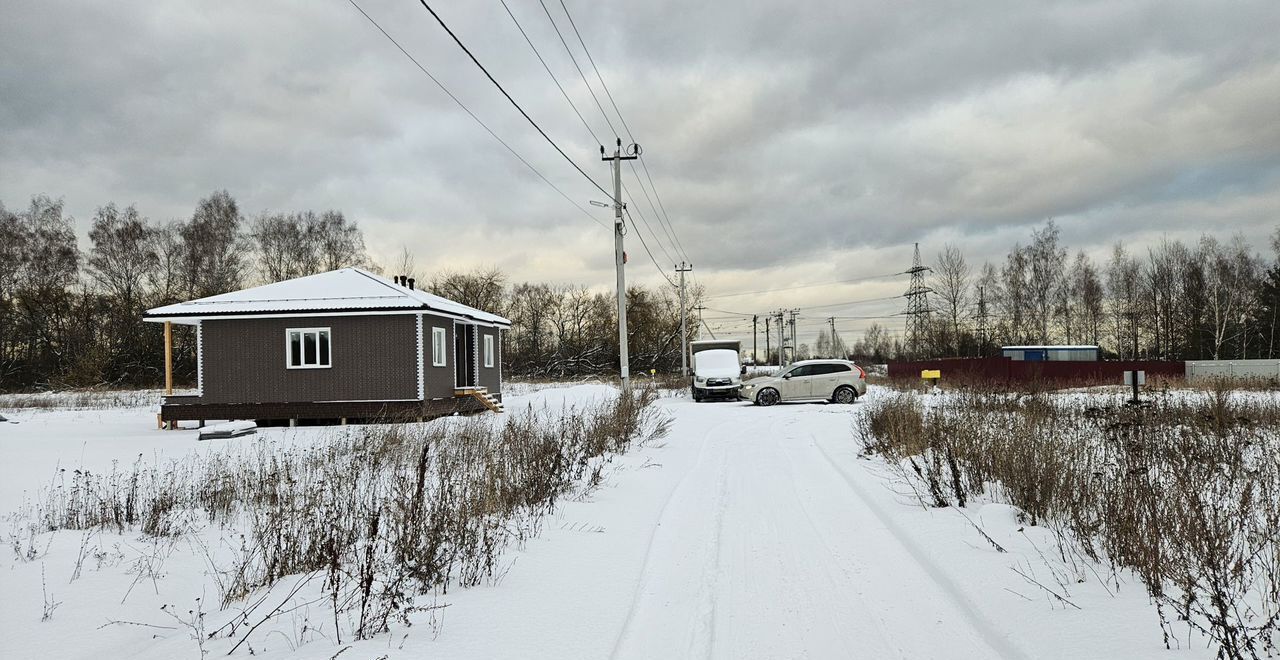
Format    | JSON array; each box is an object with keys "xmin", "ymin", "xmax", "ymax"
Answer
[
  {"xmin": 395, "ymin": 275, "xmax": 404, "ymax": 286},
  {"xmin": 408, "ymin": 277, "xmax": 415, "ymax": 290}
]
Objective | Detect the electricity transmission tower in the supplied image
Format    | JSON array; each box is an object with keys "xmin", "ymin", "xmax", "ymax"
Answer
[
  {"xmin": 602, "ymin": 138, "xmax": 639, "ymax": 388},
  {"xmin": 903, "ymin": 243, "xmax": 933, "ymax": 359}
]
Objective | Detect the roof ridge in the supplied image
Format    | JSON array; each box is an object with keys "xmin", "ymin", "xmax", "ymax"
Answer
[{"xmin": 348, "ymin": 266, "xmax": 423, "ymax": 301}]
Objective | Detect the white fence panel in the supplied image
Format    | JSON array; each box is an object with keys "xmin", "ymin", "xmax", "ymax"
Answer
[{"xmin": 1186, "ymin": 360, "xmax": 1280, "ymax": 382}]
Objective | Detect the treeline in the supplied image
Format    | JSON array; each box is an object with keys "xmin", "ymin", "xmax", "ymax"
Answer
[
  {"xmin": 408, "ymin": 267, "xmax": 692, "ymax": 379},
  {"xmin": 0, "ymin": 191, "xmax": 368, "ymax": 389},
  {"xmin": 0, "ymin": 191, "xmax": 693, "ymax": 391},
  {"xmin": 893, "ymin": 220, "xmax": 1279, "ymax": 361}
]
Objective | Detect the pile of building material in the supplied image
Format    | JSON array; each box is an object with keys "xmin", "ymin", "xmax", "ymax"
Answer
[{"xmin": 197, "ymin": 420, "xmax": 257, "ymax": 440}]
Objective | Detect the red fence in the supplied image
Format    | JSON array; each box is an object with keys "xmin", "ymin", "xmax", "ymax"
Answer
[{"xmin": 887, "ymin": 356, "xmax": 1185, "ymax": 385}]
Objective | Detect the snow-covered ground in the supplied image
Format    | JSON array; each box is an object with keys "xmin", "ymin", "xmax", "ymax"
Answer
[{"xmin": 0, "ymin": 385, "xmax": 1219, "ymax": 659}]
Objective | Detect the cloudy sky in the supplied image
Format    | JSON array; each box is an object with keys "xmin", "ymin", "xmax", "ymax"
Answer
[{"xmin": 3, "ymin": 0, "xmax": 1278, "ymax": 346}]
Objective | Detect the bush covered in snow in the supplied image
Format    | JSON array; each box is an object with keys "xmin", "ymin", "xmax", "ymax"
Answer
[
  {"xmin": 857, "ymin": 385, "xmax": 1280, "ymax": 660},
  {"xmin": 9, "ymin": 385, "xmax": 669, "ymax": 651}
]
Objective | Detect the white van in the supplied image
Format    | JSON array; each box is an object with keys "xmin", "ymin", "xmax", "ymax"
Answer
[{"xmin": 690, "ymin": 340, "xmax": 743, "ymax": 402}]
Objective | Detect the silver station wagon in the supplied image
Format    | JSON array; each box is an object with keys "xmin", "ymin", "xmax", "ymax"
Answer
[{"xmin": 740, "ymin": 359, "xmax": 867, "ymax": 406}]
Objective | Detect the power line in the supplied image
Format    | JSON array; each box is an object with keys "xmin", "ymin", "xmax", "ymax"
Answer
[
  {"xmin": 537, "ymin": 0, "xmax": 619, "ymax": 138},
  {"xmin": 555, "ymin": 0, "xmax": 691, "ymax": 264},
  {"xmin": 526, "ymin": 0, "xmax": 685, "ymax": 266},
  {"xmin": 798, "ymin": 294, "xmax": 906, "ymax": 311},
  {"xmin": 702, "ymin": 305, "xmax": 756, "ymax": 316},
  {"xmin": 624, "ymin": 207, "xmax": 678, "ymax": 288},
  {"xmin": 704, "ymin": 271, "xmax": 907, "ymax": 300},
  {"xmin": 413, "ymin": 0, "xmax": 609, "ymax": 198},
  {"xmin": 345, "ymin": 0, "xmax": 606, "ymax": 229},
  {"xmin": 497, "ymin": 0, "xmax": 602, "ymax": 146},
  {"xmin": 621, "ymin": 181, "xmax": 678, "ymax": 266},
  {"xmin": 500, "ymin": 0, "xmax": 680, "ymax": 267}
]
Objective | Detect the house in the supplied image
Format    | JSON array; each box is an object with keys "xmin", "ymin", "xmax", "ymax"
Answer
[
  {"xmin": 144, "ymin": 267, "xmax": 509, "ymax": 427},
  {"xmin": 1000, "ymin": 345, "xmax": 1100, "ymax": 361}
]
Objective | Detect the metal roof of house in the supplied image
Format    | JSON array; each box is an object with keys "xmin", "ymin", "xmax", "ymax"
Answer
[{"xmin": 145, "ymin": 268, "xmax": 510, "ymax": 326}]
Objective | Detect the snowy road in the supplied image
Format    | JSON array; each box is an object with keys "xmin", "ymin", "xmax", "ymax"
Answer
[{"xmin": 606, "ymin": 400, "xmax": 1019, "ymax": 660}]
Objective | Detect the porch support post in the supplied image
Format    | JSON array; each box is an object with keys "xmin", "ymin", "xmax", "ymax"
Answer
[{"xmin": 164, "ymin": 321, "xmax": 174, "ymax": 396}]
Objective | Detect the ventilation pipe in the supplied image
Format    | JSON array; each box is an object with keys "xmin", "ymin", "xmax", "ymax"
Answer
[{"xmin": 407, "ymin": 278, "xmax": 416, "ymax": 290}]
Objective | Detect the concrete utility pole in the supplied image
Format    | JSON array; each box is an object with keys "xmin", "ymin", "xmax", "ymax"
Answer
[
  {"xmin": 975, "ymin": 285, "xmax": 989, "ymax": 357},
  {"xmin": 602, "ymin": 138, "xmax": 639, "ymax": 388},
  {"xmin": 776, "ymin": 311, "xmax": 787, "ymax": 366},
  {"xmin": 783, "ymin": 312, "xmax": 793, "ymax": 363},
  {"xmin": 765, "ymin": 320, "xmax": 771, "ymax": 366},
  {"xmin": 829, "ymin": 317, "xmax": 838, "ymax": 358},
  {"xmin": 752, "ymin": 314, "xmax": 758, "ymax": 365},
  {"xmin": 677, "ymin": 262, "xmax": 693, "ymax": 375}
]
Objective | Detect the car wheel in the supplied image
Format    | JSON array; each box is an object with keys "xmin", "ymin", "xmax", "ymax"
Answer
[
  {"xmin": 755, "ymin": 388, "xmax": 780, "ymax": 406},
  {"xmin": 692, "ymin": 387, "xmax": 703, "ymax": 402},
  {"xmin": 832, "ymin": 386, "xmax": 856, "ymax": 404}
]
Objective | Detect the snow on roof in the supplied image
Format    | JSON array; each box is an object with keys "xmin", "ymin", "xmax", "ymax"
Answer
[{"xmin": 146, "ymin": 268, "xmax": 510, "ymax": 326}]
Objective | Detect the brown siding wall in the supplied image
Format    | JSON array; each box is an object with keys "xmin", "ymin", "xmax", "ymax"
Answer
[
  {"xmin": 421, "ymin": 314, "xmax": 456, "ymax": 398},
  {"xmin": 200, "ymin": 315, "xmax": 418, "ymax": 404},
  {"xmin": 478, "ymin": 326, "xmax": 501, "ymax": 394}
]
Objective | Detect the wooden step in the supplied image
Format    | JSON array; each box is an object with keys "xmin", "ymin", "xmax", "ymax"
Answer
[{"xmin": 469, "ymin": 390, "xmax": 504, "ymax": 413}]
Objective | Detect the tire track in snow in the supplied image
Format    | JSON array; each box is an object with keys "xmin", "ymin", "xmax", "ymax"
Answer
[
  {"xmin": 688, "ymin": 448, "xmax": 729, "ymax": 660},
  {"xmin": 774, "ymin": 429, "xmax": 906, "ymax": 660},
  {"xmin": 608, "ymin": 416, "xmax": 736, "ymax": 660},
  {"xmin": 812, "ymin": 435, "xmax": 1030, "ymax": 660}
]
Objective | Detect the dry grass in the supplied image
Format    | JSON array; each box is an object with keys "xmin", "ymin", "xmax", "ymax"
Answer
[
  {"xmin": 858, "ymin": 384, "xmax": 1280, "ymax": 660},
  {"xmin": 13, "ymin": 385, "xmax": 669, "ymax": 646},
  {"xmin": 0, "ymin": 389, "xmax": 159, "ymax": 410}
]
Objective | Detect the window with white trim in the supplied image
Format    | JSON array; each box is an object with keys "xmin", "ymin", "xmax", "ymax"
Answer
[
  {"xmin": 286, "ymin": 328, "xmax": 331, "ymax": 369},
  {"xmin": 484, "ymin": 334, "xmax": 495, "ymax": 368},
  {"xmin": 432, "ymin": 327, "xmax": 447, "ymax": 367}
]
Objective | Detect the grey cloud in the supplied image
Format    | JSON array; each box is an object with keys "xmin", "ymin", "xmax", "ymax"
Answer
[{"xmin": 2, "ymin": 0, "xmax": 1278, "ymax": 308}]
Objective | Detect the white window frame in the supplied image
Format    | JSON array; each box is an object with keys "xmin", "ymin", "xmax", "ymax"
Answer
[
  {"xmin": 286, "ymin": 327, "xmax": 332, "ymax": 369},
  {"xmin": 484, "ymin": 334, "xmax": 495, "ymax": 368},
  {"xmin": 432, "ymin": 327, "xmax": 448, "ymax": 367}
]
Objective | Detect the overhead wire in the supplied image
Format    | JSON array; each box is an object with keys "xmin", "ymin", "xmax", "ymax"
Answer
[
  {"xmin": 704, "ymin": 271, "xmax": 908, "ymax": 300},
  {"xmin": 345, "ymin": 0, "xmax": 607, "ymax": 229},
  {"xmin": 621, "ymin": 182, "xmax": 678, "ymax": 266},
  {"xmin": 556, "ymin": 0, "xmax": 691, "ymax": 263},
  {"xmin": 624, "ymin": 207, "xmax": 678, "ymax": 288},
  {"xmin": 413, "ymin": 0, "xmax": 610, "ymax": 198},
  {"xmin": 536, "ymin": 0, "xmax": 620, "ymax": 138},
  {"xmin": 509, "ymin": 0, "xmax": 681, "ymax": 282},
  {"xmin": 497, "ymin": 0, "xmax": 602, "ymax": 146}
]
